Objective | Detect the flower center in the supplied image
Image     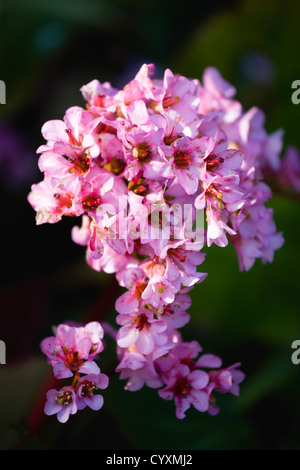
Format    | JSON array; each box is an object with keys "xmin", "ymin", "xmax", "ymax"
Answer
[
  {"xmin": 104, "ymin": 157, "xmax": 126, "ymax": 175},
  {"xmin": 163, "ymin": 93, "xmax": 179, "ymax": 110},
  {"xmin": 53, "ymin": 192, "xmax": 73, "ymax": 209},
  {"xmin": 132, "ymin": 143, "xmax": 152, "ymax": 164},
  {"xmin": 80, "ymin": 380, "xmax": 97, "ymax": 397},
  {"xmin": 174, "ymin": 150, "xmax": 193, "ymax": 169},
  {"xmin": 56, "ymin": 390, "xmax": 73, "ymax": 406},
  {"xmin": 163, "ymin": 305, "xmax": 174, "ymax": 315},
  {"xmin": 205, "ymin": 154, "xmax": 224, "ymax": 171},
  {"xmin": 66, "ymin": 128, "xmax": 82, "ymax": 146},
  {"xmin": 82, "ymin": 194, "xmax": 102, "ymax": 211},
  {"xmin": 94, "ymin": 94, "xmax": 105, "ymax": 107},
  {"xmin": 62, "ymin": 347, "xmax": 84, "ymax": 370},
  {"xmin": 135, "ymin": 282, "xmax": 147, "ymax": 301},
  {"xmin": 168, "ymin": 248, "xmax": 186, "ymax": 264},
  {"xmin": 68, "ymin": 151, "xmax": 91, "ymax": 175},
  {"xmin": 128, "ymin": 176, "xmax": 149, "ymax": 195},
  {"xmin": 172, "ymin": 377, "xmax": 191, "ymax": 396},
  {"xmin": 134, "ymin": 313, "xmax": 148, "ymax": 331}
]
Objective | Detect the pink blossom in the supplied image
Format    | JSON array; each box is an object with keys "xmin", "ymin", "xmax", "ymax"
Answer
[
  {"xmin": 115, "ymin": 267, "xmax": 147, "ymax": 314},
  {"xmin": 229, "ymin": 203, "xmax": 284, "ymax": 271},
  {"xmin": 157, "ymin": 293, "xmax": 191, "ymax": 333},
  {"xmin": 207, "ymin": 362, "xmax": 245, "ymax": 396},
  {"xmin": 158, "ymin": 364, "xmax": 209, "ymax": 419},
  {"xmin": 116, "ymin": 309, "xmax": 168, "ymax": 355},
  {"xmin": 27, "ymin": 176, "xmax": 83, "ymax": 225},
  {"xmin": 155, "ymin": 340, "xmax": 202, "ymax": 379},
  {"xmin": 76, "ymin": 373, "xmax": 109, "ymax": 411},
  {"xmin": 195, "ymin": 173, "xmax": 245, "ymax": 247},
  {"xmin": 169, "ymin": 135, "xmax": 204, "ymax": 195},
  {"xmin": 276, "ymin": 145, "xmax": 300, "ymax": 192},
  {"xmin": 141, "ymin": 272, "xmax": 179, "ymax": 308},
  {"xmin": 28, "ymin": 62, "xmax": 290, "ymax": 421},
  {"xmin": 44, "ymin": 386, "xmax": 77, "ymax": 423},
  {"xmin": 37, "ymin": 107, "xmax": 101, "ymax": 159},
  {"xmin": 198, "ymin": 66, "xmax": 242, "ymax": 123},
  {"xmin": 116, "ymin": 346, "xmax": 163, "ymax": 391},
  {"xmin": 41, "ymin": 322, "xmax": 104, "ymax": 379},
  {"xmin": 152, "ymin": 68, "xmax": 200, "ymax": 123},
  {"xmin": 120, "ymin": 63, "xmax": 157, "ymax": 107}
]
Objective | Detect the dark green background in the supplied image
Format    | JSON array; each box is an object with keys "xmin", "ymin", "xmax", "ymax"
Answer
[{"xmin": 1, "ymin": 0, "xmax": 300, "ymax": 450}]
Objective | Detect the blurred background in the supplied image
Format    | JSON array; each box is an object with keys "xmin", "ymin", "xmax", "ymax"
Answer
[{"xmin": 1, "ymin": 0, "xmax": 300, "ymax": 450}]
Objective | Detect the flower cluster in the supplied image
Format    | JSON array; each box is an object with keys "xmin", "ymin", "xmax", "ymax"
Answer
[
  {"xmin": 28, "ymin": 63, "xmax": 285, "ymax": 420},
  {"xmin": 117, "ymin": 334, "xmax": 245, "ymax": 419},
  {"xmin": 41, "ymin": 322, "xmax": 109, "ymax": 423}
]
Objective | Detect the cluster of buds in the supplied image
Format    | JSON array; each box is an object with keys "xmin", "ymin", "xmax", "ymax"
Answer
[{"xmin": 28, "ymin": 63, "xmax": 285, "ymax": 420}]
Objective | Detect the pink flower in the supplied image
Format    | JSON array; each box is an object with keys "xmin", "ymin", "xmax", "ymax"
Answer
[
  {"xmin": 223, "ymin": 106, "xmax": 283, "ymax": 174},
  {"xmin": 41, "ymin": 322, "xmax": 104, "ymax": 379},
  {"xmin": 155, "ymin": 340, "xmax": 202, "ymax": 379},
  {"xmin": 120, "ymin": 63, "xmax": 157, "ymax": 106},
  {"xmin": 159, "ymin": 240, "xmax": 207, "ymax": 287},
  {"xmin": 115, "ymin": 267, "xmax": 147, "ymax": 314},
  {"xmin": 116, "ymin": 309, "xmax": 168, "ymax": 355},
  {"xmin": 207, "ymin": 362, "xmax": 245, "ymax": 396},
  {"xmin": 118, "ymin": 124, "xmax": 170, "ymax": 182},
  {"xmin": 116, "ymin": 347, "xmax": 163, "ymax": 391},
  {"xmin": 276, "ymin": 145, "xmax": 300, "ymax": 192},
  {"xmin": 38, "ymin": 107, "xmax": 101, "ymax": 159},
  {"xmin": 141, "ymin": 272, "xmax": 179, "ymax": 308},
  {"xmin": 29, "ymin": 62, "xmax": 287, "ymax": 421},
  {"xmin": 200, "ymin": 129, "xmax": 244, "ymax": 179},
  {"xmin": 230, "ymin": 203, "xmax": 284, "ymax": 271},
  {"xmin": 198, "ymin": 66, "xmax": 242, "ymax": 124},
  {"xmin": 76, "ymin": 373, "xmax": 109, "ymax": 411},
  {"xmin": 44, "ymin": 386, "xmax": 77, "ymax": 423},
  {"xmin": 158, "ymin": 293, "xmax": 191, "ymax": 333},
  {"xmin": 80, "ymin": 78, "xmax": 120, "ymax": 109},
  {"xmin": 170, "ymin": 135, "xmax": 204, "ymax": 195},
  {"xmin": 158, "ymin": 364, "xmax": 209, "ymax": 419},
  {"xmin": 27, "ymin": 176, "xmax": 83, "ymax": 225},
  {"xmin": 152, "ymin": 68, "xmax": 200, "ymax": 123},
  {"xmin": 195, "ymin": 173, "xmax": 245, "ymax": 247}
]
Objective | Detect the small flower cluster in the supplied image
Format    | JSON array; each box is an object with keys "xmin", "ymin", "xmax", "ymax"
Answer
[
  {"xmin": 117, "ymin": 332, "xmax": 245, "ymax": 419},
  {"xmin": 41, "ymin": 322, "xmax": 108, "ymax": 423},
  {"xmin": 28, "ymin": 63, "xmax": 286, "ymax": 420}
]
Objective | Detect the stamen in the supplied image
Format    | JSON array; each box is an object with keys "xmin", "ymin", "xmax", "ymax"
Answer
[
  {"xmin": 56, "ymin": 390, "xmax": 73, "ymax": 406},
  {"xmin": 68, "ymin": 152, "xmax": 91, "ymax": 174},
  {"xmin": 104, "ymin": 157, "xmax": 126, "ymax": 175},
  {"xmin": 208, "ymin": 186, "xmax": 223, "ymax": 200},
  {"xmin": 134, "ymin": 313, "xmax": 148, "ymax": 331},
  {"xmin": 174, "ymin": 151, "xmax": 193, "ymax": 169},
  {"xmin": 80, "ymin": 380, "xmax": 97, "ymax": 398},
  {"xmin": 94, "ymin": 94, "xmax": 105, "ymax": 107},
  {"xmin": 132, "ymin": 143, "xmax": 151, "ymax": 164},
  {"xmin": 135, "ymin": 282, "xmax": 147, "ymax": 301},
  {"xmin": 206, "ymin": 155, "xmax": 224, "ymax": 170},
  {"xmin": 82, "ymin": 195, "xmax": 102, "ymax": 211},
  {"xmin": 173, "ymin": 377, "xmax": 191, "ymax": 396},
  {"xmin": 53, "ymin": 193, "xmax": 73, "ymax": 208},
  {"xmin": 65, "ymin": 128, "xmax": 81, "ymax": 146},
  {"xmin": 128, "ymin": 176, "xmax": 149, "ymax": 195},
  {"xmin": 163, "ymin": 93, "xmax": 179, "ymax": 110}
]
